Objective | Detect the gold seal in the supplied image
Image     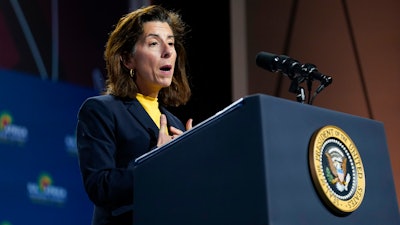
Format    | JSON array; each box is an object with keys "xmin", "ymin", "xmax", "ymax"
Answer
[{"xmin": 309, "ymin": 125, "xmax": 365, "ymax": 214}]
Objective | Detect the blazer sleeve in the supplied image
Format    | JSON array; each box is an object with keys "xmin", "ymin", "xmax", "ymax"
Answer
[{"xmin": 76, "ymin": 97, "xmax": 134, "ymax": 210}]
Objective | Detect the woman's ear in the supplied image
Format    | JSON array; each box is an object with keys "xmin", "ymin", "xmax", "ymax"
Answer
[{"xmin": 121, "ymin": 53, "xmax": 135, "ymax": 69}]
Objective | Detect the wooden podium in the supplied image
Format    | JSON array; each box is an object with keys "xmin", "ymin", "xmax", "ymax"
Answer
[{"xmin": 132, "ymin": 94, "xmax": 400, "ymax": 225}]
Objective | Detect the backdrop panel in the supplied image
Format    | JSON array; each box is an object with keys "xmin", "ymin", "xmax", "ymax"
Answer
[{"xmin": 0, "ymin": 70, "xmax": 96, "ymax": 225}]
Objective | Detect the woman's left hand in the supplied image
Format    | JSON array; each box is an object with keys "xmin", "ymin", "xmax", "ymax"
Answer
[{"xmin": 156, "ymin": 115, "xmax": 193, "ymax": 147}]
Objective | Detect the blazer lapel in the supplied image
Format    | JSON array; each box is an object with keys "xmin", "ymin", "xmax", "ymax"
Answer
[
  {"xmin": 125, "ymin": 98, "xmax": 184, "ymax": 140},
  {"xmin": 160, "ymin": 106, "xmax": 184, "ymax": 131},
  {"xmin": 125, "ymin": 99, "xmax": 159, "ymax": 144}
]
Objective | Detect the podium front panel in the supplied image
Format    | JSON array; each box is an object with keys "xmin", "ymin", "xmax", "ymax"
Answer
[{"xmin": 133, "ymin": 94, "xmax": 400, "ymax": 225}]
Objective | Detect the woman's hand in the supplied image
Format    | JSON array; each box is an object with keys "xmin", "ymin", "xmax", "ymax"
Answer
[{"xmin": 156, "ymin": 114, "xmax": 193, "ymax": 147}]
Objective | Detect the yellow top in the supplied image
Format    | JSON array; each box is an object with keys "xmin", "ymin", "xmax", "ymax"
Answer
[{"xmin": 136, "ymin": 93, "xmax": 168, "ymax": 134}]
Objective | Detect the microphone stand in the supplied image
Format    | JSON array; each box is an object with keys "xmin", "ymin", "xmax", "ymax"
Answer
[
  {"xmin": 302, "ymin": 63, "xmax": 332, "ymax": 105},
  {"xmin": 284, "ymin": 67, "xmax": 326, "ymax": 105},
  {"xmin": 289, "ymin": 76, "xmax": 306, "ymax": 104},
  {"xmin": 306, "ymin": 76, "xmax": 313, "ymax": 104}
]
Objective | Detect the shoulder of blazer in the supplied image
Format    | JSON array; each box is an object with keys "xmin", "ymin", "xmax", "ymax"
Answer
[
  {"xmin": 78, "ymin": 95, "xmax": 139, "ymax": 122},
  {"xmin": 85, "ymin": 94, "xmax": 134, "ymax": 104},
  {"xmin": 81, "ymin": 94, "xmax": 137, "ymax": 109}
]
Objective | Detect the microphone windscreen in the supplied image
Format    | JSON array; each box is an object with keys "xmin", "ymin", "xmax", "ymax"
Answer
[{"xmin": 255, "ymin": 51, "xmax": 277, "ymax": 72}]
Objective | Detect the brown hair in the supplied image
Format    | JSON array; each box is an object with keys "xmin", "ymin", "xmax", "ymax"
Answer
[{"xmin": 104, "ymin": 5, "xmax": 191, "ymax": 106}]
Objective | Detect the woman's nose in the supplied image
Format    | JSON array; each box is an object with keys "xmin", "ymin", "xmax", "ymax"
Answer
[{"xmin": 162, "ymin": 44, "xmax": 173, "ymax": 58}]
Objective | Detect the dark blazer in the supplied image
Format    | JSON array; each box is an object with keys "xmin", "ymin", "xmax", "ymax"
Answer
[{"xmin": 76, "ymin": 94, "xmax": 185, "ymax": 225}]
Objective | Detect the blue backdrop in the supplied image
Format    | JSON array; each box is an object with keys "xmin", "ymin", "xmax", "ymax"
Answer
[{"xmin": 0, "ymin": 70, "xmax": 97, "ymax": 225}]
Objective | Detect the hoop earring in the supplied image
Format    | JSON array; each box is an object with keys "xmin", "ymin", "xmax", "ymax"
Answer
[{"xmin": 129, "ymin": 69, "xmax": 135, "ymax": 78}]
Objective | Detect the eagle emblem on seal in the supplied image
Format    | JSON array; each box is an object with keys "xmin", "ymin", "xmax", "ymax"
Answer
[{"xmin": 325, "ymin": 147, "xmax": 351, "ymax": 192}]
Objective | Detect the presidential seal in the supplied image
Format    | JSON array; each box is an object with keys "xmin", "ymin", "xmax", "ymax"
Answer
[{"xmin": 308, "ymin": 125, "xmax": 365, "ymax": 214}]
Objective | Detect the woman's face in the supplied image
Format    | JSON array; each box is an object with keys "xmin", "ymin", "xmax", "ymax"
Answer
[{"xmin": 126, "ymin": 21, "xmax": 176, "ymax": 97}]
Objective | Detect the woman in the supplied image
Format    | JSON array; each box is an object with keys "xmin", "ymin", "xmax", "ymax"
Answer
[{"xmin": 76, "ymin": 5, "xmax": 192, "ymax": 225}]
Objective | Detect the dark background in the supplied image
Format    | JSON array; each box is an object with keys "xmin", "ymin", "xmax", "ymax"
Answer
[
  {"xmin": 0, "ymin": 0, "xmax": 232, "ymax": 125},
  {"xmin": 151, "ymin": 0, "xmax": 232, "ymax": 124}
]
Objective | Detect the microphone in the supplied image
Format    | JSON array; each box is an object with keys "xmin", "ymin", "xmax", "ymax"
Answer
[
  {"xmin": 256, "ymin": 51, "xmax": 333, "ymax": 104},
  {"xmin": 255, "ymin": 51, "xmax": 303, "ymax": 80},
  {"xmin": 301, "ymin": 63, "xmax": 333, "ymax": 93},
  {"xmin": 255, "ymin": 51, "xmax": 332, "ymax": 90}
]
